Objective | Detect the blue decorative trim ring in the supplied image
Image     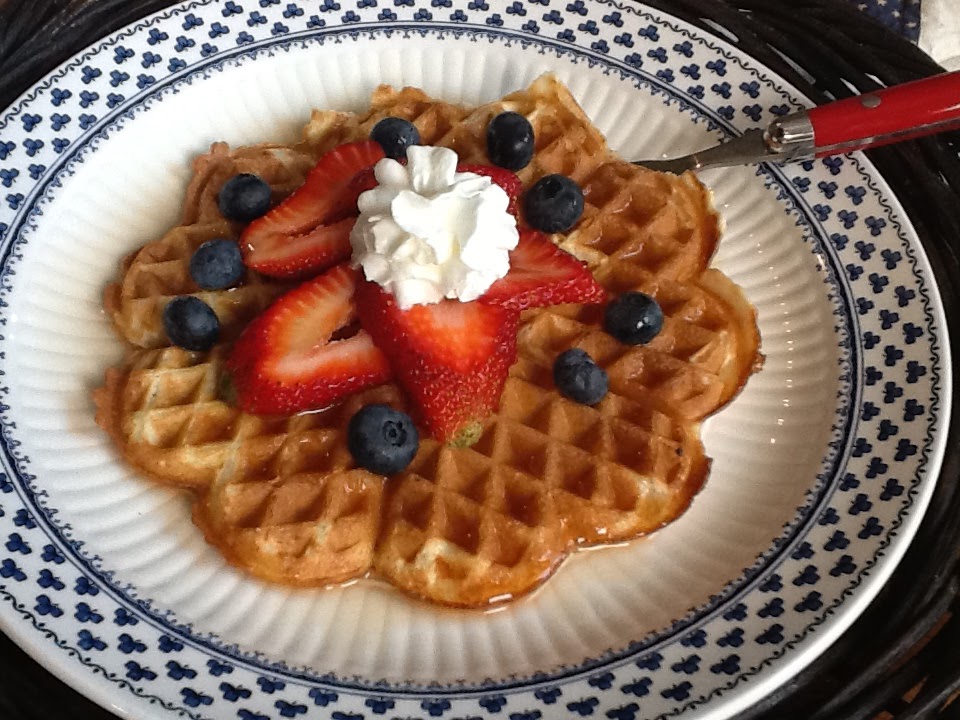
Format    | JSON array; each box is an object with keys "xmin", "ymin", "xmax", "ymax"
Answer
[
  {"xmin": 0, "ymin": 22, "xmax": 861, "ymax": 690},
  {"xmin": 0, "ymin": 1, "xmax": 946, "ymax": 718}
]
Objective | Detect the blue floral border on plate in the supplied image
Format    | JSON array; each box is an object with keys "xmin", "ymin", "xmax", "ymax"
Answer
[
  {"xmin": 0, "ymin": 1, "xmax": 946, "ymax": 717},
  {"xmin": 0, "ymin": 19, "xmax": 858, "ymax": 683}
]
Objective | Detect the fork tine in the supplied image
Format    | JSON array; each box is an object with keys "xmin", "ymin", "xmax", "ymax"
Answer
[
  {"xmin": 634, "ymin": 130, "xmax": 772, "ymax": 174},
  {"xmin": 632, "ymin": 157, "xmax": 697, "ymax": 174}
]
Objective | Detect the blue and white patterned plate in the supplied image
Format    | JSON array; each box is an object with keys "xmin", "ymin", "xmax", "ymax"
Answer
[{"xmin": 0, "ymin": 1, "xmax": 950, "ymax": 719}]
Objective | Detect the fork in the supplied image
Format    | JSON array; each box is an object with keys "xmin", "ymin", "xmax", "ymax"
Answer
[{"xmin": 635, "ymin": 70, "xmax": 960, "ymax": 174}]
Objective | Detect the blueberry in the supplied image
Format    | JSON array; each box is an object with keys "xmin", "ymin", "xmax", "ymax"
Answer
[
  {"xmin": 370, "ymin": 117, "xmax": 420, "ymax": 160},
  {"xmin": 487, "ymin": 111, "xmax": 535, "ymax": 171},
  {"xmin": 218, "ymin": 173, "xmax": 271, "ymax": 223},
  {"xmin": 553, "ymin": 349, "xmax": 608, "ymax": 405},
  {"xmin": 348, "ymin": 404, "xmax": 419, "ymax": 475},
  {"xmin": 163, "ymin": 296, "xmax": 220, "ymax": 351},
  {"xmin": 189, "ymin": 239, "xmax": 245, "ymax": 290},
  {"xmin": 523, "ymin": 174, "xmax": 584, "ymax": 233},
  {"xmin": 604, "ymin": 292, "xmax": 664, "ymax": 345}
]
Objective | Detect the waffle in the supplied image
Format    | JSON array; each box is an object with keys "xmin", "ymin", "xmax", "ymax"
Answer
[
  {"xmin": 95, "ymin": 345, "xmax": 388, "ymax": 584},
  {"xmin": 94, "ymin": 75, "xmax": 761, "ymax": 606},
  {"xmin": 105, "ymin": 143, "xmax": 314, "ymax": 348}
]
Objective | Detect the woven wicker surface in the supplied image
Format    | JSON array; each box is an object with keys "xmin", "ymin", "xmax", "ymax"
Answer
[{"xmin": 0, "ymin": 0, "xmax": 958, "ymax": 718}]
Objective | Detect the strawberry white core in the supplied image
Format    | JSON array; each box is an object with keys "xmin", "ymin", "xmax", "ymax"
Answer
[{"xmin": 350, "ymin": 146, "xmax": 519, "ymax": 309}]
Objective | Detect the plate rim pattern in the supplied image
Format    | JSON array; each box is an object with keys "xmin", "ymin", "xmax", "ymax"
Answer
[{"xmin": 0, "ymin": 1, "xmax": 949, "ymax": 718}]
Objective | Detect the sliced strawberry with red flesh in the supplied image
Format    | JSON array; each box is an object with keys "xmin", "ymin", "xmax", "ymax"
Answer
[
  {"xmin": 254, "ymin": 140, "xmax": 384, "ymax": 233},
  {"xmin": 239, "ymin": 216, "xmax": 355, "ymax": 281},
  {"xmin": 242, "ymin": 141, "xmax": 385, "ymax": 279},
  {"xmin": 227, "ymin": 264, "xmax": 391, "ymax": 416},
  {"xmin": 336, "ymin": 165, "xmax": 379, "ymax": 216},
  {"xmin": 355, "ymin": 279, "xmax": 519, "ymax": 444},
  {"xmin": 383, "ymin": 298, "xmax": 507, "ymax": 374},
  {"xmin": 480, "ymin": 229, "xmax": 607, "ymax": 311},
  {"xmin": 458, "ymin": 163, "xmax": 522, "ymax": 217}
]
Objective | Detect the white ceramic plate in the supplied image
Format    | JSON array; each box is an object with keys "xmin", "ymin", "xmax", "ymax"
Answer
[{"xmin": 0, "ymin": 1, "xmax": 950, "ymax": 719}]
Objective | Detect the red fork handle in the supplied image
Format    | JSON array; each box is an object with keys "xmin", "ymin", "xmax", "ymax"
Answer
[{"xmin": 807, "ymin": 70, "xmax": 960, "ymax": 156}]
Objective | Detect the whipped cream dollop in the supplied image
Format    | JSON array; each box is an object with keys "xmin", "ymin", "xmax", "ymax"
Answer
[{"xmin": 350, "ymin": 145, "xmax": 519, "ymax": 309}]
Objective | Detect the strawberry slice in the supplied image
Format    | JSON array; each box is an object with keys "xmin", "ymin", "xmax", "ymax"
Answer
[
  {"xmin": 338, "ymin": 164, "xmax": 379, "ymax": 214},
  {"xmin": 356, "ymin": 279, "xmax": 519, "ymax": 445},
  {"xmin": 458, "ymin": 163, "xmax": 522, "ymax": 217},
  {"xmin": 480, "ymin": 229, "xmax": 607, "ymax": 310},
  {"xmin": 227, "ymin": 264, "xmax": 391, "ymax": 416},
  {"xmin": 242, "ymin": 216, "xmax": 357, "ymax": 281},
  {"xmin": 241, "ymin": 141, "xmax": 385, "ymax": 280}
]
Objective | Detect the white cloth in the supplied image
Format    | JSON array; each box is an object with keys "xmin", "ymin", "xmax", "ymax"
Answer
[{"xmin": 920, "ymin": 0, "xmax": 960, "ymax": 70}]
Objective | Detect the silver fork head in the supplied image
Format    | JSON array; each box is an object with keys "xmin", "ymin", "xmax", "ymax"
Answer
[
  {"xmin": 633, "ymin": 129, "xmax": 771, "ymax": 174},
  {"xmin": 633, "ymin": 156, "xmax": 699, "ymax": 174}
]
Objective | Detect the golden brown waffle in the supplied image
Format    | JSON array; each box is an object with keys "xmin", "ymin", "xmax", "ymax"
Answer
[
  {"xmin": 94, "ymin": 345, "xmax": 386, "ymax": 585},
  {"xmin": 303, "ymin": 77, "xmax": 717, "ymax": 282},
  {"xmin": 105, "ymin": 143, "xmax": 313, "ymax": 348},
  {"xmin": 95, "ymin": 75, "xmax": 761, "ymax": 606}
]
